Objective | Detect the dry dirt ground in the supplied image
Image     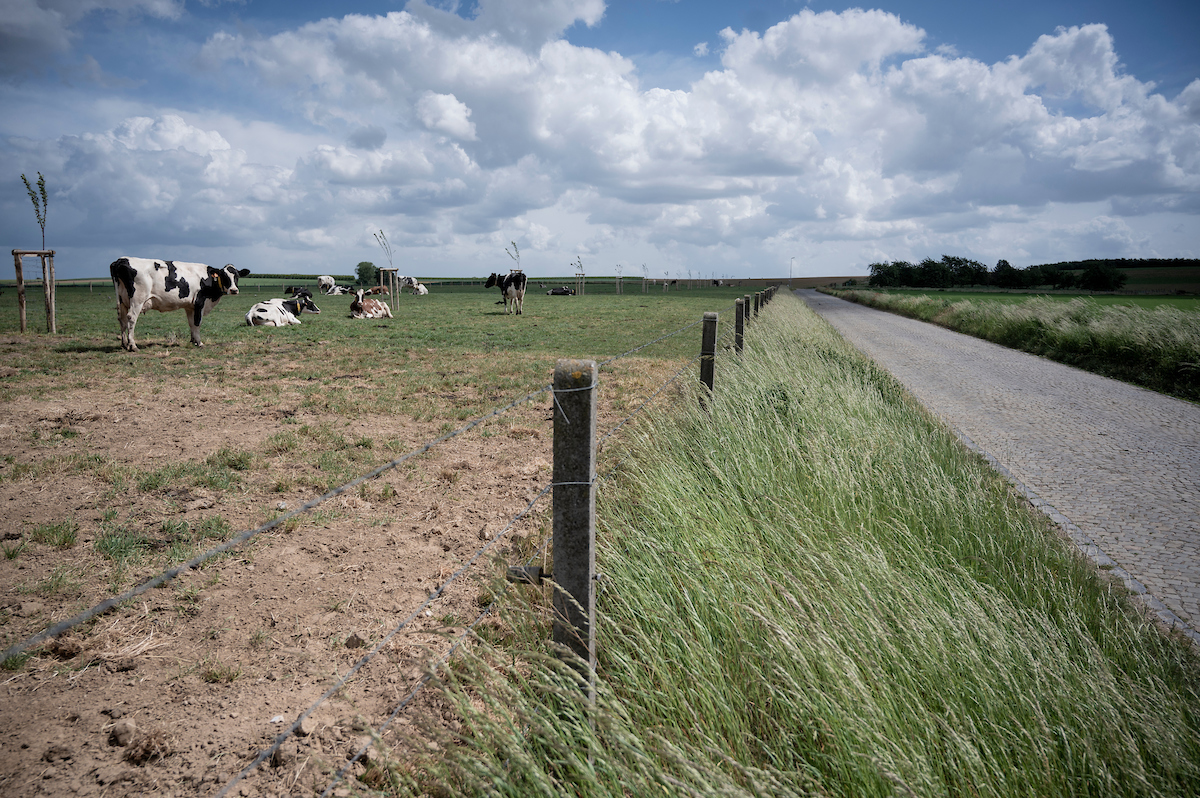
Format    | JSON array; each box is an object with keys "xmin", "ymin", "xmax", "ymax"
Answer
[{"xmin": 0, "ymin": 343, "xmax": 636, "ymax": 797}]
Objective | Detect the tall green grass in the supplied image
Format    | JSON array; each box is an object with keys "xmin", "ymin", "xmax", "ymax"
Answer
[
  {"xmin": 405, "ymin": 296, "xmax": 1200, "ymax": 797},
  {"xmin": 829, "ymin": 290, "xmax": 1200, "ymax": 401}
]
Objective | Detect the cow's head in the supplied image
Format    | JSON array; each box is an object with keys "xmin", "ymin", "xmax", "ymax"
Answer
[
  {"xmin": 484, "ymin": 273, "xmax": 499, "ymax": 289},
  {"xmin": 298, "ymin": 297, "xmax": 321, "ymax": 315},
  {"xmin": 208, "ymin": 264, "xmax": 250, "ymax": 295}
]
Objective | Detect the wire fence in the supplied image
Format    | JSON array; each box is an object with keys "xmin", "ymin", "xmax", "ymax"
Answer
[{"xmin": 2, "ymin": 286, "xmax": 780, "ymax": 797}]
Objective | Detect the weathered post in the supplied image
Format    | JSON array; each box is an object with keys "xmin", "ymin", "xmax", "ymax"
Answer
[
  {"xmin": 754, "ymin": 291, "xmax": 761, "ymax": 317},
  {"xmin": 43, "ymin": 253, "xmax": 56, "ymax": 334},
  {"xmin": 700, "ymin": 312, "xmax": 718, "ymax": 402},
  {"xmin": 553, "ymin": 359, "xmax": 597, "ymax": 695},
  {"xmin": 743, "ymin": 294, "xmax": 751, "ymax": 324},
  {"xmin": 734, "ymin": 299, "xmax": 744, "ymax": 355},
  {"xmin": 11, "ymin": 251, "xmax": 27, "ymax": 333}
]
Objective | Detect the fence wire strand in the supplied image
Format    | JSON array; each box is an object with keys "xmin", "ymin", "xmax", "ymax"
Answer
[
  {"xmin": 597, "ymin": 317, "xmax": 705, "ymax": 367},
  {"xmin": 319, "ymin": 512, "xmax": 558, "ymax": 797},
  {"xmin": 218, "ymin": 483, "xmax": 554, "ymax": 798}
]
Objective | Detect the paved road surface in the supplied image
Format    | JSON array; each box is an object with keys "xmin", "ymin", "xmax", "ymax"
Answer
[{"xmin": 796, "ymin": 289, "xmax": 1200, "ymax": 645}]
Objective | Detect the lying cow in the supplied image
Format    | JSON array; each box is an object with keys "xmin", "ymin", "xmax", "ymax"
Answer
[
  {"xmin": 485, "ymin": 272, "xmax": 527, "ymax": 314},
  {"xmin": 350, "ymin": 289, "xmax": 392, "ymax": 319},
  {"xmin": 367, "ymin": 285, "xmax": 389, "ymax": 295},
  {"xmin": 413, "ymin": 283, "xmax": 429, "ymax": 295},
  {"xmin": 245, "ymin": 295, "xmax": 322, "ymax": 326},
  {"xmin": 110, "ymin": 257, "xmax": 249, "ymax": 352},
  {"xmin": 547, "ymin": 285, "xmax": 575, "ymax": 296}
]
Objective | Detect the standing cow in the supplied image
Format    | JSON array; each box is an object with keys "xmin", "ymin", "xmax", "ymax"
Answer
[
  {"xmin": 317, "ymin": 275, "xmax": 336, "ymax": 294},
  {"xmin": 485, "ymin": 272, "xmax": 527, "ymax": 315},
  {"xmin": 110, "ymin": 257, "xmax": 250, "ymax": 352}
]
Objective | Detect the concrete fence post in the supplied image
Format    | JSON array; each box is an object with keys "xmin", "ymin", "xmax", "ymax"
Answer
[
  {"xmin": 699, "ymin": 312, "xmax": 718, "ymax": 403},
  {"xmin": 734, "ymin": 299, "xmax": 744, "ymax": 355},
  {"xmin": 553, "ymin": 359, "xmax": 597, "ymax": 695}
]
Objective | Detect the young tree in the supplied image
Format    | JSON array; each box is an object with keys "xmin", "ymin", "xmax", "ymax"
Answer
[
  {"xmin": 373, "ymin": 230, "xmax": 393, "ymax": 269},
  {"xmin": 505, "ymin": 241, "xmax": 520, "ymax": 270},
  {"xmin": 21, "ymin": 172, "xmax": 48, "ymax": 250}
]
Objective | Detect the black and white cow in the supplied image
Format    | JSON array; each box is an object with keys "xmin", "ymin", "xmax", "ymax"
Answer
[
  {"xmin": 547, "ymin": 285, "xmax": 575, "ymax": 296},
  {"xmin": 350, "ymin": 289, "xmax": 393, "ymax": 319},
  {"xmin": 245, "ymin": 295, "xmax": 322, "ymax": 326},
  {"xmin": 317, "ymin": 275, "xmax": 336, "ymax": 294},
  {"xmin": 485, "ymin": 272, "xmax": 527, "ymax": 314},
  {"xmin": 110, "ymin": 257, "xmax": 250, "ymax": 352}
]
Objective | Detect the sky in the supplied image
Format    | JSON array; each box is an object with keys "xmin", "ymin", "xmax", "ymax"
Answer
[{"xmin": 2, "ymin": 0, "xmax": 1199, "ymax": 281}]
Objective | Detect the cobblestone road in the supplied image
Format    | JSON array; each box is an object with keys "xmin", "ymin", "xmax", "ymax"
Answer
[{"xmin": 796, "ymin": 289, "xmax": 1200, "ymax": 645}]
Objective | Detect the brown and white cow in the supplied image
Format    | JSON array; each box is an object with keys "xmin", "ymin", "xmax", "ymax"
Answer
[
  {"xmin": 350, "ymin": 289, "xmax": 393, "ymax": 319},
  {"xmin": 110, "ymin": 257, "xmax": 250, "ymax": 352}
]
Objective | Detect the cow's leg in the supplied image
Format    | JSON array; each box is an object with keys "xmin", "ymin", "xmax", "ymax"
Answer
[
  {"xmin": 115, "ymin": 294, "xmax": 132, "ymax": 351},
  {"xmin": 189, "ymin": 301, "xmax": 206, "ymax": 347},
  {"xmin": 124, "ymin": 294, "xmax": 147, "ymax": 352}
]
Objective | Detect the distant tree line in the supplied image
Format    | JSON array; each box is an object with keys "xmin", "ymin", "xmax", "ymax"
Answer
[
  {"xmin": 1034, "ymin": 258, "xmax": 1200, "ymax": 271},
  {"xmin": 868, "ymin": 256, "xmax": 1132, "ymax": 291}
]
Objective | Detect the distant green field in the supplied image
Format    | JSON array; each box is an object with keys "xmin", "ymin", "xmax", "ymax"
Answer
[
  {"xmin": 864, "ymin": 288, "xmax": 1200, "ymax": 311},
  {"xmin": 0, "ymin": 281, "xmax": 747, "ymax": 364}
]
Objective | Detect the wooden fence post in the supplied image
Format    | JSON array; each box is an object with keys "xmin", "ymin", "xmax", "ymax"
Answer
[
  {"xmin": 734, "ymin": 299, "xmax": 744, "ymax": 355},
  {"xmin": 553, "ymin": 359, "xmax": 597, "ymax": 694},
  {"xmin": 700, "ymin": 312, "xmax": 717, "ymax": 401},
  {"xmin": 43, "ymin": 253, "xmax": 56, "ymax": 334},
  {"xmin": 754, "ymin": 292, "xmax": 761, "ymax": 317},
  {"xmin": 11, "ymin": 251, "xmax": 27, "ymax": 333}
]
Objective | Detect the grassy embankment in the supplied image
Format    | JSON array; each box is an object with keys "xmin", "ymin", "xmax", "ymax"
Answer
[
  {"xmin": 388, "ymin": 294, "xmax": 1200, "ymax": 798},
  {"xmin": 824, "ymin": 289, "xmax": 1200, "ymax": 402}
]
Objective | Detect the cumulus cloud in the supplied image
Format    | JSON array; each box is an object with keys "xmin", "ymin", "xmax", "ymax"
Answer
[
  {"xmin": 5, "ymin": 6, "xmax": 1198, "ymax": 277},
  {"xmin": 417, "ymin": 92, "xmax": 477, "ymax": 140}
]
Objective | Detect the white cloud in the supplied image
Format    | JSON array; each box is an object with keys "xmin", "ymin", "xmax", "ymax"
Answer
[
  {"xmin": 417, "ymin": 92, "xmax": 477, "ymax": 140},
  {"xmin": 693, "ymin": 42, "xmax": 708, "ymax": 57},
  {"xmin": 3, "ymin": 6, "xmax": 1198, "ymax": 278}
]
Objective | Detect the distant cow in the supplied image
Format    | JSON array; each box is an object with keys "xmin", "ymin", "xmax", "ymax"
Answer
[
  {"xmin": 413, "ymin": 283, "xmax": 429, "ymax": 295},
  {"xmin": 547, "ymin": 285, "xmax": 575, "ymax": 296},
  {"xmin": 327, "ymin": 285, "xmax": 352, "ymax": 295},
  {"xmin": 350, "ymin": 289, "xmax": 392, "ymax": 319},
  {"xmin": 317, "ymin": 275, "xmax": 335, "ymax": 294},
  {"xmin": 110, "ymin": 257, "xmax": 249, "ymax": 352},
  {"xmin": 245, "ymin": 295, "xmax": 321, "ymax": 326},
  {"xmin": 367, "ymin": 285, "xmax": 389, "ymax": 295},
  {"xmin": 485, "ymin": 272, "xmax": 527, "ymax": 315}
]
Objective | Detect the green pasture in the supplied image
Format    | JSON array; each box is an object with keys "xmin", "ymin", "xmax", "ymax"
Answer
[
  {"xmin": 856, "ymin": 287, "xmax": 1200, "ymax": 311},
  {"xmin": 0, "ymin": 281, "xmax": 747, "ymax": 363}
]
